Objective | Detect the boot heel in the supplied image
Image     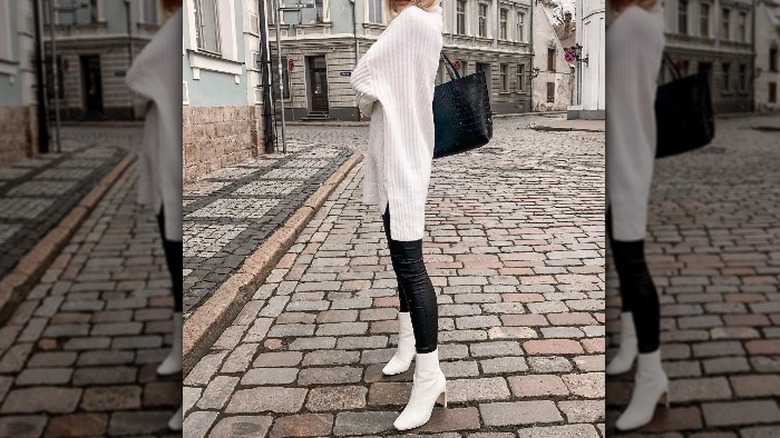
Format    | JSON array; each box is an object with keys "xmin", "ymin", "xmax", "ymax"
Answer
[
  {"xmin": 438, "ymin": 390, "xmax": 447, "ymax": 408},
  {"xmin": 661, "ymin": 388, "xmax": 670, "ymax": 408}
]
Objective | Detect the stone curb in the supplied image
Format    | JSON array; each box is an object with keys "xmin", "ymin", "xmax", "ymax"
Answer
[
  {"xmin": 182, "ymin": 152, "xmax": 364, "ymax": 375},
  {"xmin": 0, "ymin": 152, "xmax": 137, "ymax": 324},
  {"xmin": 528, "ymin": 125, "xmax": 605, "ymax": 133}
]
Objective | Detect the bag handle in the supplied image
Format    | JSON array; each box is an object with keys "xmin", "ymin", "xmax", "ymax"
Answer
[
  {"xmin": 662, "ymin": 52, "xmax": 682, "ymax": 81},
  {"xmin": 440, "ymin": 52, "xmax": 461, "ymax": 81}
]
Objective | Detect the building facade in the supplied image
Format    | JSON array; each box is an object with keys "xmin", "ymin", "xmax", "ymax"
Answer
[
  {"xmin": 0, "ymin": 0, "xmax": 38, "ymax": 165},
  {"xmin": 532, "ymin": 1, "xmax": 575, "ymax": 112},
  {"xmin": 43, "ymin": 0, "xmax": 165, "ymax": 120},
  {"xmin": 663, "ymin": 0, "xmax": 755, "ymax": 113},
  {"xmin": 183, "ymin": 0, "xmax": 266, "ymax": 181},
  {"xmin": 755, "ymin": 0, "xmax": 780, "ymax": 111},
  {"xmin": 569, "ymin": 0, "xmax": 605, "ymax": 119},
  {"xmin": 268, "ymin": 0, "xmax": 535, "ymax": 120}
]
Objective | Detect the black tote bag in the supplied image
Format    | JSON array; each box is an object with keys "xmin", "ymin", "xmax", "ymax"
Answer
[
  {"xmin": 655, "ymin": 53, "xmax": 715, "ymax": 159},
  {"xmin": 432, "ymin": 52, "xmax": 493, "ymax": 159}
]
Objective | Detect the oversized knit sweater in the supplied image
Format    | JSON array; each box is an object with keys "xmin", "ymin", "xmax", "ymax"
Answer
[
  {"xmin": 606, "ymin": 5, "xmax": 665, "ymax": 241},
  {"xmin": 350, "ymin": 3, "xmax": 443, "ymax": 241},
  {"xmin": 124, "ymin": 10, "xmax": 183, "ymax": 241}
]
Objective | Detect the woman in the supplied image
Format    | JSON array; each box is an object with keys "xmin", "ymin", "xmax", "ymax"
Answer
[
  {"xmin": 350, "ymin": 0, "xmax": 444, "ymax": 431},
  {"xmin": 125, "ymin": 0, "xmax": 183, "ymax": 431},
  {"xmin": 605, "ymin": 0, "xmax": 668, "ymax": 432}
]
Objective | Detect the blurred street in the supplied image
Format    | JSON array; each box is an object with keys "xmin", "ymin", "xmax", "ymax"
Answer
[{"xmin": 607, "ymin": 115, "xmax": 780, "ymax": 436}]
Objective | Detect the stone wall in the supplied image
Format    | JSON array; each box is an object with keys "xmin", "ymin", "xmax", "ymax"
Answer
[
  {"xmin": 183, "ymin": 105, "xmax": 263, "ymax": 182},
  {"xmin": 0, "ymin": 106, "xmax": 36, "ymax": 166}
]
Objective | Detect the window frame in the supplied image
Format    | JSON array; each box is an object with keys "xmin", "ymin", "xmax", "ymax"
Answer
[
  {"xmin": 478, "ymin": 2, "xmax": 489, "ymax": 38},
  {"xmin": 195, "ymin": 0, "xmax": 222, "ymax": 55}
]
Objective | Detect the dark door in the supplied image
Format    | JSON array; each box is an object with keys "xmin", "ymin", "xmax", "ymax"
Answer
[
  {"xmin": 81, "ymin": 55, "xmax": 103, "ymax": 117},
  {"xmin": 308, "ymin": 56, "xmax": 329, "ymax": 112}
]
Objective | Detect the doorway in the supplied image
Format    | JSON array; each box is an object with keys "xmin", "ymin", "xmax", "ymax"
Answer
[
  {"xmin": 80, "ymin": 55, "xmax": 103, "ymax": 117},
  {"xmin": 307, "ymin": 56, "xmax": 329, "ymax": 112}
]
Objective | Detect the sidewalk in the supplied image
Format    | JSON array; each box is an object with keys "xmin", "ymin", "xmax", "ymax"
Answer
[
  {"xmin": 0, "ymin": 128, "xmax": 137, "ymax": 322},
  {"xmin": 183, "ymin": 119, "xmax": 606, "ymax": 436},
  {"xmin": 0, "ymin": 162, "xmax": 179, "ymax": 437},
  {"xmin": 606, "ymin": 116, "xmax": 780, "ymax": 435}
]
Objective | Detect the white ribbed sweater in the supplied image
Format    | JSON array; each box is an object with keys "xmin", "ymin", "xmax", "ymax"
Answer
[
  {"xmin": 125, "ymin": 10, "xmax": 183, "ymax": 241},
  {"xmin": 350, "ymin": 4, "xmax": 443, "ymax": 241},
  {"xmin": 606, "ymin": 5, "xmax": 665, "ymax": 241}
]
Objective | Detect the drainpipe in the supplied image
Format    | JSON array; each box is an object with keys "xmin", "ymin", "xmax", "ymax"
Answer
[
  {"xmin": 258, "ymin": 0, "xmax": 275, "ymax": 152},
  {"xmin": 33, "ymin": 0, "xmax": 49, "ymax": 154},
  {"xmin": 751, "ymin": 0, "xmax": 756, "ymax": 111},
  {"xmin": 350, "ymin": 0, "xmax": 360, "ymax": 121},
  {"xmin": 529, "ymin": 0, "xmax": 534, "ymax": 112}
]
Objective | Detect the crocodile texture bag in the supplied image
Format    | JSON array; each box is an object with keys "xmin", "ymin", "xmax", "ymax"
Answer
[
  {"xmin": 655, "ymin": 52, "xmax": 715, "ymax": 159},
  {"xmin": 432, "ymin": 52, "xmax": 493, "ymax": 159}
]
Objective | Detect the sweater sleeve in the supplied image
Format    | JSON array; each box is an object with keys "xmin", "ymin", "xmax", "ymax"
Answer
[{"xmin": 350, "ymin": 51, "xmax": 378, "ymax": 117}]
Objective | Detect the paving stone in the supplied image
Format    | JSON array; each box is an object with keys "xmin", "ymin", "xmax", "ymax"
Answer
[
  {"xmin": 221, "ymin": 343, "xmax": 260, "ymax": 373},
  {"xmin": 702, "ymin": 401, "xmax": 780, "ymax": 427},
  {"xmin": 80, "ymin": 386, "xmax": 142, "ymax": 411},
  {"xmin": 180, "ymin": 410, "xmax": 219, "ymax": 438},
  {"xmin": 508, "ymin": 374, "xmax": 569, "ymax": 397},
  {"xmin": 297, "ymin": 366, "xmax": 363, "ymax": 385},
  {"xmin": 1, "ymin": 387, "xmax": 82, "ymax": 414},
  {"xmin": 15, "ymin": 368, "xmax": 73, "ymax": 386},
  {"xmin": 242, "ymin": 368, "xmax": 299, "ymax": 385},
  {"xmin": 516, "ymin": 424, "xmax": 601, "ymax": 438},
  {"xmin": 333, "ymin": 411, "xmax": 397, "ymax": 436},
  {"xmin": 479, "ymin": 400, "xmax": 564, "ymax": 426},
  {"xmin": 561, "ymin": 372, "xmax": 604, "ymax": 398},
  {"xmin": 197, "ymin": 376, "xmax": 240, "ymax": 410},
  {"xmin": 45, "ymin": 413, "xmax": 108, "ymax": 437},
  {"xmin": 0, "ymin": 415, "xmax": 48, "ymax": 437},
  {"xmin": 209, "ymin": 415, "xmax": 273, "ymax": 438},
  {"xmin": 307, "ymin": 386, "xmax": 368, "ymax": 411},
  {"xmin": 270, "ymin": 413, "xmax": 334, "ymax": 438},
  {"xmin": 253, "ymin": 351, "xmax": 303, "ymax": 368},
  {"xmin": 72, "ymin": 366, "xmax": 136, "ymax": 386},
  {"xmin": 226, "ymin": 387, "xmax": 308, "ymax": 414},
  {"xmin": 558, "ymin": 400, "xmax": 605, "ymax": 423},
  {"xmin": 447, "ymin": 377, "xmax": 511, "ymax": 402},
  {"xmin": 184, "ymin": 351, "xmax": 229, "ymax": 386}
]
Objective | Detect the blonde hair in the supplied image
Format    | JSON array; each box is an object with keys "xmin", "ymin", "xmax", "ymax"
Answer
[{"xmin": 384, "ymin": 0, "xmax": 438, "ymax": 24}]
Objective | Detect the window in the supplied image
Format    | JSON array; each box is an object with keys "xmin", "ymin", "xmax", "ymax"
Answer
[
  {"xmin": 547, "ymin": 48, "xmax": 556, "ymax": 71},
  {"xmin": 700, "ymin": 3, "xmax": 710, "ymax": 37},
  {"xmin": 272, "ymin": 56, "xmax": 291, "ymax": 100},
  {"xmin": 0, "ymin": 0, "xmax": 11, "ymax": 61},
  {"xmin": 722, "ymin": 8, "xmax": 730, "ymax": 40},
  {"xmin": 678, "ymin": 0, "xmax": 688, "ymax": 34},
  {"xmin": 738, "ymin": 63, "xmax": 747, "ymax": 92},
  {"xmin": 458, "ymin": 61, "xmax": 468, "ymax": 76},
  {"xmin": 477, "ymin": 63, "xmax": 491, "ymax": 92},
  {"xmin": 499, "ymin": 9, "xmax": 508, "ymax": 40},
  {"xmin": 738, "ymin": 11, "xmax": 747, "ymax": 42},
  {"xmin": 770, "ymin": 82, "xmax": 777, "ymax": 103},
  {"xmin": 478, "ymin": 3, "xmax": 488, "ymax": 37},
  {"xmin": 517, "ymin": 11, "xmax": 525, "ymax": 42},
  {"xmin": 456, "ymin": 0, "xmax": 466, "ymax": 34},
  {"xmin": 500, "ymin": 64, "xmax": 508, "ymax": 92},
  {"xmin": 315, "ymin": 0, "xmax": 324, "ymax": 23},
  {"xmin": 547, "ymin": 82, "xmax": 555, "ymax": 103},
  {"xmin": 144, "ymin": 0, "xmax": 157, "ymax": 23},
  {"xmin": 517, "ymin": 64, "xmax": 525, "ymax": 92},
  {"xmin": 195, "ymin": 0, "xmax": 221, "ymax": 54},
  {"xmin": 91, "ymin": 0, "xmax": 99, "ymax": 23},
  {"xmin": 722, "ymin": 62, "xmax": 731, "ymax": 92},
  {"xmin": 770, "ymin": 46, "xmax": 778, "ymax": 72},
  {"xmin": 368, "ymin": 0, "xmax": 382, "ymax": 24}
]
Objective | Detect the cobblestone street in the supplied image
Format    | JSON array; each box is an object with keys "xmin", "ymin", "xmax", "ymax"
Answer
[
  {"xmin": 0, "ymin": 127, "xmax": 180, "ymax": 437},
  {"xmin": 183, "ymin": 117, "xmax": 606, "ymax": 436},
  {"xmin": 607, "ymin": 115, "xmax": 780, "ymax": 436}
]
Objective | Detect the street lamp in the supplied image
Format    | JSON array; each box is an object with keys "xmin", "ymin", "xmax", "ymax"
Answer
[
  {"xmin": 48, "ymin": 0, "xmax": 88, "ymax": 153},
  {"xmin": 573, "ymin": 44, "xmax": 588, "ymax": 65},
  {"xmin": 273, "ymin": 0, "xmax": 313, "ymax": 153}
]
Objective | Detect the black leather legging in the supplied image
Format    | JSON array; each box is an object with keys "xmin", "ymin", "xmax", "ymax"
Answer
[
  {"xmin": 383, "ymin": 206, "xmax": 437, "ymax": 353},
  {"xmin": 157, "ymin": 208, "xmax": 183, "ymax": 312},
  {"xmin": 606, "ymin": 210, "xmax": 660, "ymax": 353}
]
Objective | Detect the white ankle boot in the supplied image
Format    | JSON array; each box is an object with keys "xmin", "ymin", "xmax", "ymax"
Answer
[
  {"xmin": 393, "ymin": 349, "xmax": 447, "ymax": 431},
  {"xmin": 606, "ymin": 311, "xmax": 638, "ymax": 376},
  {"xmin": 383, "ymin": 312, "xmax": 415, "ymax": 376},
  {"xmin": 168, "ymin": 405, "xmax": 182, "ymax": 431},
  {"xmin": 157, "ymin": 312, "xmax": 182, "ymax": 376},
  {"xmin": 616, "ymin": 349, "xmax": 669, "ymax": 431}
]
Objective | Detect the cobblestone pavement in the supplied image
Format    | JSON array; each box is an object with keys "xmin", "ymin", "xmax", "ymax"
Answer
[
  {"xmin": 0, "ymin": 127, "xmax": 138, "ymax": 281},
  {"xmin": 183, "ymin": 139, "xmax": 353, "ymax": 315},
  {"xmin": 183, "ymin": 118, "xmax": 606, "ymax": 437},
  {"xmin": 0, "ymin": 127, "xmax": 179, "ymax": 437},
  {"xmin": 606, "ymin": 116, "xmax": 780, "ymax": 436}
]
